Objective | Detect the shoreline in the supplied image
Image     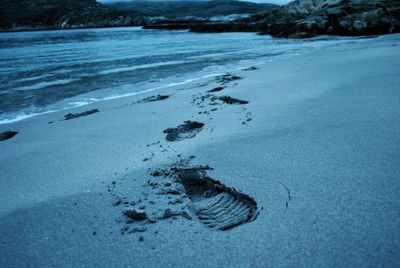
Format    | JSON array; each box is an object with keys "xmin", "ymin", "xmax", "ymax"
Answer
[
  {"xmin": 0, "ymin": 25, "xmax": 145, "ymax": 34},
  {"xmin": 0, "ymin": 72, "xmax": 225, "ymax": 125},
  {"xmin": 0, "ymin": 33, "xmax": 380, "ymax": 126},
  {"xmin": 1, "ymin": 34, "xmax": 400, "ymax": 267}
]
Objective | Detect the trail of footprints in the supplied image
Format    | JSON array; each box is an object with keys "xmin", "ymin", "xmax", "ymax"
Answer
[
  {"xmin": 190, "ymin": 75, "xmax": 253, "ymax": 125},
  {"xmin": 108, "ymin": 72, "xmax": 259, "ymax": 236}
]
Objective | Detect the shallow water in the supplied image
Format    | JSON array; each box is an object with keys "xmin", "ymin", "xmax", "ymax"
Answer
[{"xmin": 0, "ymin": 27, "xmax": 360, "ymax": 124}]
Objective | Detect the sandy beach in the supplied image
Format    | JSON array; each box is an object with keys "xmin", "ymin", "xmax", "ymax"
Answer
[{"xmin": 1, "ymin": 34, "xmax": 400, "ymax": 267}]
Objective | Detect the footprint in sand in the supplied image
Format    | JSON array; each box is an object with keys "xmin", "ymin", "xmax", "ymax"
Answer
[
  {"xmin": 163, "ymin": 121, "xmax": 204, "ymax": 142},
  {"xmin": 177, "ymin": 167, "xmax": 258, "ymax": 230},
  {"xmin": 216, "ymin": 74, "xmax": 242, "ymax": 85},
  {"xmin": 207, "ymin": 87, "xmax": 224, "ymax": 93},
  {"xmin": 218, "ymin": 96, "xmax": 249, "ymax": 105},
  {"xmin": 136, "ymin": 94, "xmax": 170, "ymax": 104},
  {"xmin": 114, "ymin": 159, "xmax": 259, "ymax": 233},
  {"xmin": 62, "ymin": 109, "xmax": 99, "ymax": 121},
  {"xmin": 0, "ymin": 131, "xmax": 18, "ymax": 142}
]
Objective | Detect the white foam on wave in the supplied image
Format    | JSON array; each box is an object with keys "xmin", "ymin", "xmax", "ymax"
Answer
[
  {"xmin": 0, "ymin": 72, "xmax": 223, "ymax": 125},
  {"xmin": 67, "ymin": 101, "xmax": 91, "ymax": 106},
  {"xmin": 15, "ymin": 79, "xmax": 78, "ymax": 91},
  {"xmin": 101, "ymin": 73, "xmax": 223, "ymax": 101},
  {"xmin": 0, "ymin": 109, "xmax": 59, "ymax": 125},
  {"xmin": 16, "ymin": 73, "xmax": 54, "ymax": 83},
  {"xmin": 98, "ymin": 60, "xmax": 187, "ymax": 75}
]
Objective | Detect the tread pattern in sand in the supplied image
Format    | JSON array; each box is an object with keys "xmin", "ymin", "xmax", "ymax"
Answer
[{"xmin": 178, "ymin": 168, "xmax": 258, "ymax": 230}]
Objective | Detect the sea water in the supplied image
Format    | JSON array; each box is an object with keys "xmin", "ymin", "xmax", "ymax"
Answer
[{"xmin": 0, "ymin": 26, "xmax": 363, "ymax": 124}]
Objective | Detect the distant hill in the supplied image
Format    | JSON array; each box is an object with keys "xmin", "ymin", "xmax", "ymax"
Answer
[
  {"xmin": 0, "ymin": 0, "xmax": 143, "ymax": 31},
  {"xmin": 106, "ymin": 0, "xmax": 278, "ymax": 18}
]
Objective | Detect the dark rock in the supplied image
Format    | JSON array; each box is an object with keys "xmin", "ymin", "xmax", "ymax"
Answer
[
  {"xmin": 297, "ymin": 15, "xmax": 326, "ymax": 30},
  {"xmin": 163, "ymin": 208, "xmax": 172, "ymax": 219},
  {"xmin": 0, "ymin": 131, "xmax": 18, "ymax": 142},
  {"xmin": 353, "ymin": 20, "xmax": 367, "ymax": 31}
]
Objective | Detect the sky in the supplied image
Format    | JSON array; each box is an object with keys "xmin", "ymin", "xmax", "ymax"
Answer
[{"xmin": 98, "ymin": 0, "xmax": 292, "ymax": 5}]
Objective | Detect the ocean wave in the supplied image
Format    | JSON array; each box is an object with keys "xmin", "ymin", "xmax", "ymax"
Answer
[
  {"xmin": 0, "ymin": 109, "xmax": 59, "ymax": 125},
  {"xmin": 15, "ymin": 74, "xmax": 54, "ymax": 83},
  {"xmin": 15, "ymin": 79, "xmax": 78, "ymax": 91},
  {"xmin": 98, "ymin": 60, "xmax": 187, "ymax": 75},
  {"xmin": 0, "ymin": 72, "xmax": 223, "ymax": 125}
]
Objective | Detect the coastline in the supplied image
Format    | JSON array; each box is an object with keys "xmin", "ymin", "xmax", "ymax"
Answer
[
  {"xmin": 0, "ymin": 31, "xmax": 376, "ymax": 127},
  {"xmin": 1, "ymin": 27, "xmax": 293, "ymax": 126},
  {"xmin": 1, "ymin": 34, "xmax": 400, "ymax": 267},
  {"xmin": 0, "ymin": 72, "xmax": 224, "ymax": 125},
  {"xmin": 0, "ymin": 24, "xmax": 144, "ymax": 34}
]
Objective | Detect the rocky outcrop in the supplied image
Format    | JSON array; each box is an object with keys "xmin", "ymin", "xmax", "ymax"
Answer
[
  {"xmin": 145, "ymin": 0, "xmax": 400, "ymax": 38},
  {"xmin": 258, "ymin": 0, "xmax": 400, "ymax": 37}
]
